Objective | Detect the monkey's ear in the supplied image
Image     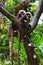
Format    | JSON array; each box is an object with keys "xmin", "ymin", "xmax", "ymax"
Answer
[{"xmin": 26, "ymin": 12, "xmax": 32, "ymax": 18}]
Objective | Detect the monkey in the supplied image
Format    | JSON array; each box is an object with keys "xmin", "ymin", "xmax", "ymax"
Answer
[
  {"xmin": 12, "ymin": 10, "xmax": 26, "ymax": 37},
  {"xmin": 12, "ymin": 10, "xmax": 32, "ymax": 36},
  {"xmin": 25, "ymin": 12, "xmax": 32, "ymax": 20},
  {"xmin": 15, "ymin": 10, "xmax": 26, "ymax": 64},
  {"xmin": 22, "ymin": 12, "xmax": 32, "ymax": 23},
  {"xmin": 17, "ymin": 10, "xmax": 32, "ymax": 29},
  {"xmin": 24, "ymin": 12, "xmax": 32, "ymax": 34},
  {"xmin": 17, "ymin": 11, "xmax": 32, "ymax": 60},
  {"xmin": 12, "ymin": 10, "xmax": 32, "ymax": 62}
]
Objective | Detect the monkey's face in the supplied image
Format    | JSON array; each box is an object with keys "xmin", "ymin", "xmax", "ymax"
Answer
[
  {"xmin": 23, "ymin": 12, "xmax": 32, "ymax": 23},
  {"xmin": 17, "ymin": 10, "xmax": 26, "ymax": 19}
]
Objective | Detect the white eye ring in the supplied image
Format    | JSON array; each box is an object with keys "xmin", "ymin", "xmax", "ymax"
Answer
[{"xmin": 26, "ymin": 12, "xmax": 32, "ymax": 17}]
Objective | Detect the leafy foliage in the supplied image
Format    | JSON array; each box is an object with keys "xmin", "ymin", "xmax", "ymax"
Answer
[
  {"xmin": 27, "ymin": 2, "xmax": 38, "ymax": 15},
  {"xmin": 4, "ymin": 0, "xmax": 17, "ymax": 14},
  {"xmin": 31, "ymin": 24, "xmax": 43, "ymax": 65}
]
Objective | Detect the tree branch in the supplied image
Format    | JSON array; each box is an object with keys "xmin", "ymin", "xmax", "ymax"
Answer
[
  {"xmin": 0, "ymin": 5, "xmax": 21, "ymax": 28},
  {"xmin": 30, "ymin": 0, "xmax": 43, "ymax": 32},
  {"xmin": 23, "ymin": 35, "xmax": 38, "ymax": 65},
  {"xmin": 14, "ymin": 0, "xmax": 31, "ymax": 16}
]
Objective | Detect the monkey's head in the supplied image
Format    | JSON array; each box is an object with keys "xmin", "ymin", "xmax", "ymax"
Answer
[
  {"xmin": 23, "ymin": 12, "xmax": 32, "ymax": 23},
  {"xmin": 26, "ymin": 12, "xmax": 32, "ymax": 19},
  {"xmin": 17, "ymin": 10, "xmax": 26, "ymax": 19}
]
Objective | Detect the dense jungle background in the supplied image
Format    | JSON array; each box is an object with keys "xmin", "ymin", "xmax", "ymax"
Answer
[{"xmin": 0, "ymin": 0, "xmax": 43, "ymax": 65}]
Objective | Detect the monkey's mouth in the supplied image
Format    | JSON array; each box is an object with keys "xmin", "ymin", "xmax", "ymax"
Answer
[{"xmin": 24, "ymin": 20, "xmax": 27, "ymax": 23}]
